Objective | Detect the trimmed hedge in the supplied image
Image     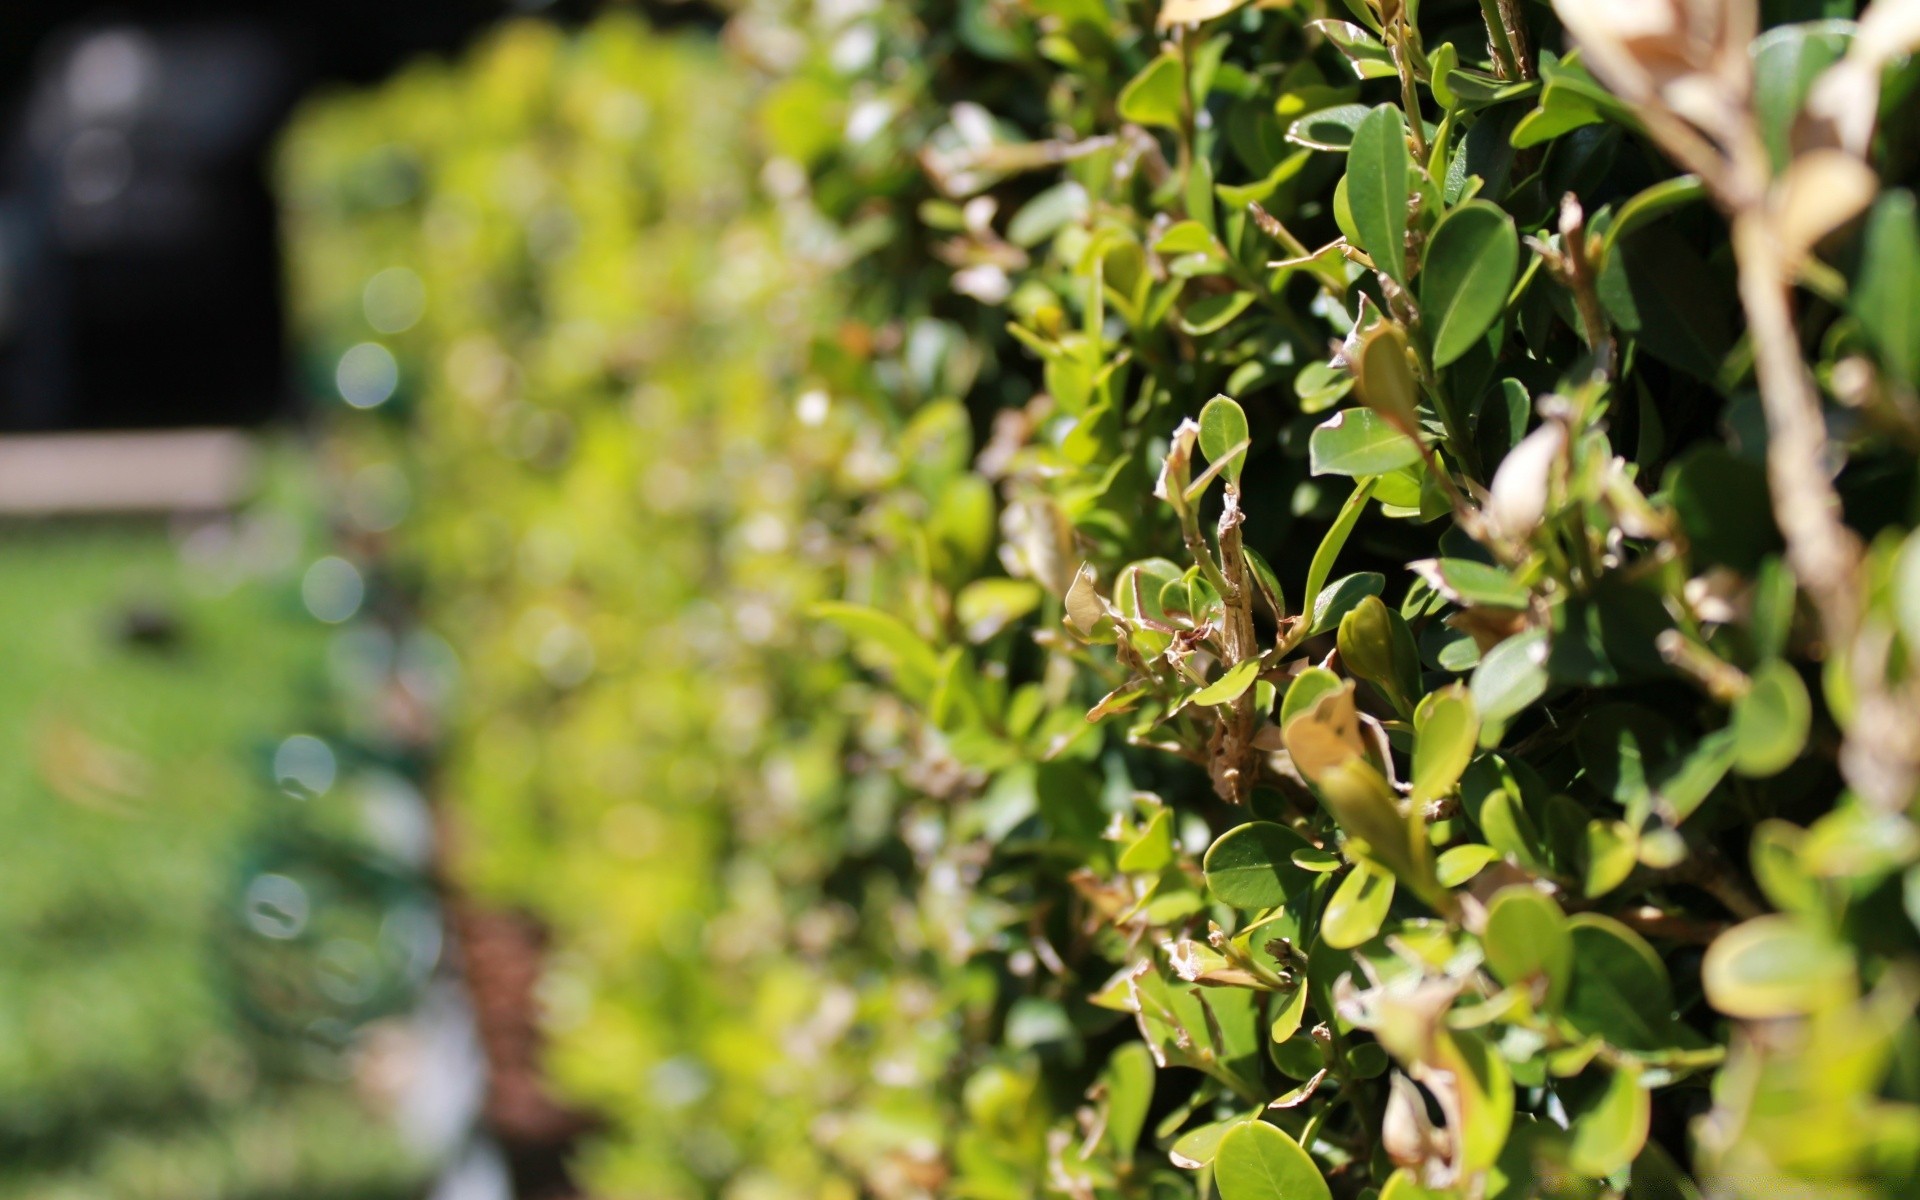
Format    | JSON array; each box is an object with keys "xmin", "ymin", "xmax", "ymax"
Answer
[{"xmin": 283, "ymin": 3, "xmax": 1920, "ymax": 1198}]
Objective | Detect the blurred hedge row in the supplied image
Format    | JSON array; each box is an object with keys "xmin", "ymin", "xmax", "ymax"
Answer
[{"xmin": 282, "ymin": 3, "xmax": 1920, "ymax": 1198}]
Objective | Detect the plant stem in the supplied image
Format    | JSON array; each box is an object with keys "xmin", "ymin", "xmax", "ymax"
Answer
[{"xmin": 1478, "ymin": 0, "xmax": 1526, "ymax": 81}]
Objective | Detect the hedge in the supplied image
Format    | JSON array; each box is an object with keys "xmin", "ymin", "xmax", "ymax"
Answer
[{"xmin": 282, "ymin": 2, "xmax": 1920, "ymax": 1198}]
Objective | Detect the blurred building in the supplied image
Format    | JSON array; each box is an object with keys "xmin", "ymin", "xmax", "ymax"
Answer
[{"xmin": 0, "ymin": 1, "xmax": 590, "ymax": 433}]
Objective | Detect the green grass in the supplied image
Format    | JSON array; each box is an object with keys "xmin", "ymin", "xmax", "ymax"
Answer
[{"xmin": 0, "ymin": 517, "xmax": 426, "ymax": 1200}]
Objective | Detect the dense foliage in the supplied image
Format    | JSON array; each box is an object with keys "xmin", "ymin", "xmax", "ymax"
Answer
[{"xmin": 283, "ymin": 1, "xmax": 1920, "ymax": 1197}]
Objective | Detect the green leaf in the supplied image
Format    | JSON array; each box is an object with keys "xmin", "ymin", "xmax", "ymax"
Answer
[
  {"xmin": 1411, "ymin": 557, "xmax": 1531, "ymax": 609},
  {"xmin": 1205, "ymin": 822, "xmax": 1315, "ymax": 909},
  {"xmin": 1214, "ymin": 1120, "xmax": 1331, "ymax": 1200},
  {"xmin": 1666, "ymin": 446, "xmax": 1779, "ymax": 573},
  {"xmin": 1855, "ymin": 190, "xmax": 1920, "ymax": 388},
  {"xmin": 1511, "ymin": 81, "xmax": 1605, "ymax": 148},
  {"xmin": 1436, "ymin": 843, "xmax": 1499, "ymax": 887},
  {"xmin": 1702, "ymin": 915, "xmax": 1855, "ymax": 1019},
  {"xmin": 1169, "ymin": 1118, "xmax": 1237, "ymax": 1169},
  {"xmin": 1118, "ymin": 52, "xmax": 1185, "ymax": 130},
  {"xmin": 1291, "ymin": 846, "xmax": 1343, "ymax": 872},
  {"xmin": 1428, "ymin": 42, "xmax": 1460, "ymax": 110},
  {"xmin": 1310, "ymin": 572, "xmax": 1385, "ymax": 636},
  {"xmin": 1307, "ymin": 19, "xmax": 1398, "ymax": 80},
  {"xmin": 1731, "ymin": 659, "xmax": 1811, "ymax": 778},
  {"xmin": 1192, "ymin": 656, "xmax": 1262, "ymax": 707},
  {"xmin": 1656, "ymin": 728, "xmax": 1736, "ymax": 825},
  {"xmin": 1338, "ymin": 594, "xmax": 1420, "ymax": 713},
  {"xmin": 1179, "ymin": 289, "xmax": 1256, "ymax": 334},
  {"xmin": 1269, "ymin": 980, "xmax": 1309, "ymax": 1046},
  {"xmin": 955, "ymin": 578, "xmax": 1044, "ymax": 642},
  {"xmin": 1421, "ymin": 200, "xmax": 1519, "ymax": 367},
  {"xmin": 1567, "ymin": 1064, "xmax": 1651, "ymax": 1178},
  {"xmin": 1301, "ymin": 477, "xmax": 1379, "ymax": 627},
  {"xmin": 1599, "ymin": 175, "xmax": 1705, "ymax": 263},
  {"xmin": 1470, "ymin": 628, "xmax": 1549, "ymax": 728},
  {"xmin": 1118, "ymin": 807, "xmax": 1175, "ymax": 872},
  {"xmin": 1295, "ymin": 359, "xmax": 1355, "ymax": 413},
  {"xmin": 1351, "ymin": 322, "xmax": 1422, "ymax": 430},
  {"xmin": 1483, "ymin": 886, "xmax": 1571, "ymax": 1011},
  {"xmin": 812, "ymin": 601, "xmax": 943, "ymax": 702},
  {"xmin": 1199, "ymin": 394, "xmax": 1250, "ymax": 483},
  {"xmin": 1412, "ymin": 685, "xmax": 1479, "ymax": 805},
  {"xmin": 1321, "ymin": 861, "xmax": 1394, "ymax": 949},
  {"xmin": 1583, "ymin": 819, "xmax": 1638, "ymax": 899},
  {"xmin": 1154, "ymin": 219, "xmax": 1219, "ymax": 256},
  {"xmin": 1598, "ymin": 223, "xmax": 1736, "ymax": 384},
  {"xmin": 1563, "ymin": 915, "xmax": 1688, "ymax": 1055},
  {"xmin": 1347, "ymin": 105, "xmax": 1411, "ymax": 284},
  {"xmin": 1007, "ymin": 179, "xmax": 1089, "ymax": 247},
  {"xmin": 1286, "ymin": 102, "xmax": 1372, "ymax": 152},
  {"xmin": 1440, "ymin": 1030, "xmax": 1513, "ymax": 1173},
  {"xmin": 1310, "ymin": 409, "xmax": 1422, "ymax": 478},
  {"xmin": 1751, "ymin": 20, "xmax": 1853, "ymax": 173},
  {"xmin": 1574, "ymin": 704, "xmax": 1675, "ymax": 810},
  {"xmin": 1243, "ymin": 546, "xmax": 1287, "ymax": 618},
  {"xmin": 1281, "ymin": 666, "xmax": 1346, "ymax": 726},
  {"xmin": 1102, "ymin": 1042, "xmax": 1156, "ymax": 1161}
]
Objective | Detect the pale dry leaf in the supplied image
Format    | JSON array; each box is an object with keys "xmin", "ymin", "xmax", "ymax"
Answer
[
  {"xmin": 1773, "ymin": 148, "xmax": 1878, "ymax": 269},
  {"xmin": 1485, "ymin": 420, "xmax": 1566, "ymax": 542},
  {"xmin": 1156, "ymin": 0, "xmax": 1252, "ymax": 30},
  {"xmin": 1281, "ymin": 682, "xmax": 1365, "ymax": 782}
]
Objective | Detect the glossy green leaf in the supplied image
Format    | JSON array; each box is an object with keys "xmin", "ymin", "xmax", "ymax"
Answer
[
  {"xmin": 1192, "ymin": 656, "xmax": 1262, "ymax": 707},
  {"xmin": 1199, "ymin": 393, "xmax": 1250, "ymax": 483},
  {"xmin": 1205, "ymin": 822, "xmax": 1315, "ymax": 909},
  {"xmin": 1421, "ymin": 200, "xmax": 1519, "ymax": 368},
  {"xmin": 1214, "ymin": 1119, "xmax": 1331, "ymax": 1200},
  {"xmin": 1563, "ymin": 915, "xmax": 1687, "ymax": 1055},
  {"xmin": 1281, "ymin": 666, "xmax": 1346, "ymax": 726},
  {"xmin": 1321, "ymin": 861, "xmax": 1394, "ymax": 949},
  {"xmin": 1154, "ymin": 219, "xmax": 1219, "ymax": 256},
  {"xmin": 1309, "ymin": 571, "xmax": 1386, "ymax": 635},
  {"xmin": 1702, "ymin": 915, "xmax": 1855, "ymax": 1019},
  {"xmin": 1436, "ymin": 843, "xmax": 1499, "ymax": 887},
  {"xmin": 812, "ymin": 601, "xmax": 943, "ymax": 702},
  {"xmin": 1310, "ymin": 408, "xmax": 1423, "ymax": 477},
  {"xmin": 1269, "ymin": 979, "xmax": 1309, "ymax": 1043},
  {"xmin": 1731, "ymin": 660, "xmax": 1811, "ymax": 778},
  {"xmin": 1470, "ymin": 628, "xmax": 1549, "ymax": 728},
  {"xmin": 1583, "ymin": 819, "xmax": 1638, "ymax": 898},
  {"xmin": 1302, "ymin": 477, "xmax": 1378, "ymax": 620},
  {"xmin": 1412, "ymin": 685, "xmax": 1479, "ymax": 805},
  {"xmin": 1118, "ymin": 807, "xmax": 1175, "ymax": 872},
  {"xmin": 1751, "ymin": 20, "xmax": 1853, "ymax": 173},
  {"xmin": 1347, "ymin": 105, "xmax": 1411, "ymax": 284},
  {"xmin": 1567, "ymin": 1064, "xmax": 1651, "ymax": 1178},
  {"xmin": 1308, "ymin": 19, "xmax": 1398, "ymax": 80},
  {"xmin": 1855, "ymin": 190, "xmax": 1920, "ymax": 388},
  {"xmin": 1118, "ymin": 52, "xmax": 1186, "ymax": 130},
  {"xmin": 1411, "ymin": 557, "xmax": 1530, "ymax": 609},
  {"xmin": 1286, "ymin": 103, "xmax": 1372, "ymax": 152},
  {"xmin": 1483, "ymin": 886, "xmax": 1571, "ymax": 1011},
  {"xmin": 1600, "ymin": 175, "xmax": 1705, "ymax": 262}
]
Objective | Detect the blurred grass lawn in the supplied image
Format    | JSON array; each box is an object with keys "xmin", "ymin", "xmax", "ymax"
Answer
[{"xmin": 0, "ymin": 519, "xmax": 424, "ymax": 1200}]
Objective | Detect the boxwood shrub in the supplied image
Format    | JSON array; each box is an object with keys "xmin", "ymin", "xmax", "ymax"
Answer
[{"xmin": 283, "ymin": 2, "xmax": 1920, "ymax": 1197}]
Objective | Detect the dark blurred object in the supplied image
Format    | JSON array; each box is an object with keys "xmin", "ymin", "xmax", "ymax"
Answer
[
  {"xmin": 0, "ymin": 1, "xmax": 630, "ymax": 434},
  {"xmin": 1, "ymin": 23, "xmax": 293, "ymax": 430},
  {"xmin": 115, "ymin": 599, "xmax": 182, "ymax": 649}
]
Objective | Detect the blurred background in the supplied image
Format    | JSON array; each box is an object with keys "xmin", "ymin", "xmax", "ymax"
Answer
[{"xmin": 0, "ymin": 3, "xmax": 698, "ymax": 1198}]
